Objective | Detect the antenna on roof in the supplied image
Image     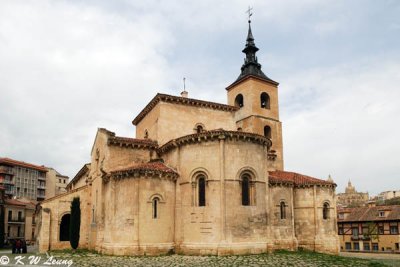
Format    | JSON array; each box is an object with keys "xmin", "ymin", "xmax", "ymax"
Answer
[{"xmin": 181, "ymin": 77, "xmax": 188, "ymax": 98}]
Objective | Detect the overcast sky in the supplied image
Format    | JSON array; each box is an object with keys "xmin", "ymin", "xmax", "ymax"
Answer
[{"xmin": 1, "ymin": 0, "xmax": 399, "ymax": 195}]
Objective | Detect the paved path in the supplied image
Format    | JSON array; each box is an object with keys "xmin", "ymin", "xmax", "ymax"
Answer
[{"xmin": 1, "ymin": 250, "xmax": 394, "ymax": 267}]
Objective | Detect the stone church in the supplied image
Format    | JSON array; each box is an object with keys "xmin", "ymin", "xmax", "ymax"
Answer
[{"xmin": 37, "ymin": 20, "xmax": 339, "ymax": 255}]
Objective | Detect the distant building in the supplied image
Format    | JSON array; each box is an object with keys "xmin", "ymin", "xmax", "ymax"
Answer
[
  {"xmin": 0, "ymin": 157, "xmax": 48, "ymax": 201},
  {"xmin": 45, "ymin": 168, "xmax": 68, "ymax": 199},
  {"xmin": 4, "ymin": 198, "xmax": 35, "ymax": 243},
  {"xmin": 337, "ymin": 205, "xmax": 400, "ymax": 252},
  {"xmin": 377, "ymin": 190, "xmax": 400, "ymax": 201},
  {"xmin": 0, "ymin": 157, "xmax": 68, "ymax": 201},
  {"xmin": 336, "ymin": 181, "xmax": 369, "ymax": 207}
]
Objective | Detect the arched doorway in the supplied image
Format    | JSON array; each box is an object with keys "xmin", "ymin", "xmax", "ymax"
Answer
[{"xmin": 59, "ymin": 214, "xmax": 70, "ymax": 241}]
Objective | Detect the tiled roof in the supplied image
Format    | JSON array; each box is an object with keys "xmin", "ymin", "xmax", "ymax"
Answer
[
  {"xmin": 338, "ymin": 205, "xmax": 400, "ymax": 222},
  {"xmin": 268, "ymin": 170, "xmax": 336, "ymax": 187},
  {"xmin": 110, "ymin": 161, "xmax": 178, "ymax": 178},
  {"xmin": 5, "ymin": 199, "xmax": 35, "ymax": 209},
  {"xmin": 108, "ymin": 136, "xmax": 158, "ymax": 149},
  {"xmin": 0, "ymin": 157, "xmax": 48, "ymax": 172},
  {"xmin": 132, "ymin": 93, "xmax": 238, "ymax": 125},
  {"xmin": 158, "ymin": 129, "xmax": 271, "ymax": 154}
]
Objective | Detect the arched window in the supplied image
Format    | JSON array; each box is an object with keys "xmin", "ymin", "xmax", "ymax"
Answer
[
  {"xmin": 237, "ymin": 127, "xmax": 242, "ymax": 131},
  {"xmin": 280, "ymin": 201, "xmax": 286, "ymax": 219},
  {"xmin": 323, "ymin": 202, "xmax": 330, "ymax": 220},
  {"xmin": 239, "ymin": 171, "xmax": 255, "ymax": 206},
  {"xmin": 235, "ymin": 94, "xmax": 244, "ymax": 108},
  {"xmin": 242, "ymin": 175, "xmax": 250, "ymax": 206},
  {"xmin": 264, "ymin": 126, "xmax": 271, "ymax": 139},
  {"xmin": 198, "ymin": 176, "xmax": 206, "ymax": 207},
  {"xmin": 144, "ymin": 130, "xmax": 149, "ymax": 139},
  {"xmin": 260, "ymin": 92, "xmax": 270, "ymax": 109},
  {"xmin": 59, "ymin": 214, "xmax": 70, "ymax": 241},
  {"xmin": 152, "ymin": 197, "xmax": 159, "ymax": 219},
  {"xmin": 196, "ymin": 125, "xmax": 203, "ymax": 134}
]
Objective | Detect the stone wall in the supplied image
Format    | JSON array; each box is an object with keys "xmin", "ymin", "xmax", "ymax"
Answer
[{"xmin": 38, "ymin": 186, "xmax": 91, "ymax": 252}]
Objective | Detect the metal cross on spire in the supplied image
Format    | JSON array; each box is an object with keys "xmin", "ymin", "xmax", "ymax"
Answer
[{"xmin": 246, "ymin": 6, "xmax": 253, "ymax": 22}]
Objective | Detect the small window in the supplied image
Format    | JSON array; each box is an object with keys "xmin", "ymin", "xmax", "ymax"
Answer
[
  {"xmin": 338, "ymin": 227, "xmax": 344, "ymax": 235},
  {"xmin": 323, "ymin": 202, "xmax": 330, "ymax": 219},
  {"xmin": 196, "ymin": 125, "xmax": 203, "ymax": 134},
  {"xmin": 237, "ymin": 127, "xmax": 242, "ymax": 131},
  {"xmin": 364, "ymin": 242, "xmax": 370, "ymax": 251},
  {"xmin": 234, "ymin": 94, "xmax": 244, "ymax": 108},
  {"xmin": 338, "ymin": 213, "xmax": 344, "ymax": 220},
  {"xmin": 378, "ymin": 226, "xmax": 384, "ymax": 234},
  {"xmin": 390, "ymin": 226, "xmax": 398, "ymax": 234},
  {"xmin": 144, "ymin": 130, "xmax": 149, "ymax": 139},
  {"xmin": 198, "ymin": 176, "xmax": 206, "ymax": 207},
  {"xmin": 345, "ymin": 242, "xmax": 352, "ymax": 250},
  {"xmin": 372, "ymin": 243, "xmax": 379, "ymax": 251},
  {"xmin": 264, "ymin": 126, "xmax": 271, "ymax": 139},
  {"xmin": 152, "ymin": 197, "xmax": 159, "ymax": 219},
  {"xmin": 353, "ymin": 242, "xmax": 360, "ymax": 250},
  {"xmin": 260, "ymin": 92, "xmax": 270, "ymax": 109},
  {"xmin": 280, "ymin": 201, "xmax": 286, "ymax": 219},
  {"xmin": 379, "ymin": 211, "xmax": 385, "ymax": 217},
  {"xmin": 352, "ymin": 227, "xmax": 359, "ymax": 238}
]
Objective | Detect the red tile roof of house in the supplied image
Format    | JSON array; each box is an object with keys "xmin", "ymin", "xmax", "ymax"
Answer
[
  {"xmin": 132, "ymin": 93, "xmax": 238, "ymax": 125},
  {"xmin": 0, "ymin": 157, "xmax": 48, "ymax": 172},
  {"xmin": 338, "ymin": 205, "xmax": 400, "ymax": 222},
  {"xmin": 268, "ymin": 170, "xmax": 335, "ymax": 187},
  {"xmin": 5, "ymin": 199, "xmax": 36, "ymax": 209}
]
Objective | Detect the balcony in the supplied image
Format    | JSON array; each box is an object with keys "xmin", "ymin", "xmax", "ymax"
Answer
[
  {"xmin": 4, "ymin": 179, "xmax": 14, "ymax": 185},
  {"xmin": 0, "ymin": 166, "xmax": 13, "ymax": 175},
  {"xmin": 37, "ymin": 184, "xmax": 46, "ymax": 189},
  {"xmin": 38, "ymin": 176, "xmax": 46, "ymax": 181},
  {"xmin": 8, "ymin": 218, "xmax": 25, "ymax": 224}
]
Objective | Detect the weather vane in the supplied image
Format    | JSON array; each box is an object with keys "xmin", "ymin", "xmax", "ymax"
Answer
[{"xmin": 246, "ymin": 6, "xmax": 253, "ymax": 22}]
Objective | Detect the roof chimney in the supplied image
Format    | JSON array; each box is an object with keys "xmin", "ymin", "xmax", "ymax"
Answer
[
  {"xmin": 181, "ymin": 77, "xmax": 188, "ymax": 98},
  {"xmin": 180, "ymin": 90, "xmax": 188, "ymax": 98}
]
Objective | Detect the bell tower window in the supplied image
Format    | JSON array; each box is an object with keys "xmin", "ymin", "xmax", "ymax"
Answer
[
  {"xmin": 235, "ymin": 94, "xmax": 244, "ymax": 108},
  {"xmin": 260, "ymin": 92, "xmax": 270, "ymax": 109}
]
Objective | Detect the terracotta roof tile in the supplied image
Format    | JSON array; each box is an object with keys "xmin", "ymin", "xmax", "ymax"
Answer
[
  {"xmin": 268, "ymin": 170, "xmax": 335, "ymax": 187},
  {"xmin": 110, "ymin": 161, "xmax": 178, "ymax": 177},
  {"xmin": 338, "ymin": 205, "xmax": 400, "ymax": 222},
  {"xmin": 0, "ymin": 157, "xmax": 48, "ymax": 172},
  {"xmin": 108, "ymin": 136, "xmax": 158, "ymax": 148},
  {"xmin": 158, "ymin": 129, "xmax": 271, "ymax": 154},
  {"xmin": 132, "ymin": 93, "xmax": 238, "ymax": 125}
]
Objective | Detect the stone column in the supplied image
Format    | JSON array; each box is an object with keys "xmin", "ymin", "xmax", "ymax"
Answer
[{"xmin": 219, "ymin": 135, "xmax": 226, "ymax": 242}]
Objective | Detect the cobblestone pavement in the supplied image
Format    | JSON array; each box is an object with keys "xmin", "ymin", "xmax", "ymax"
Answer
[{"xmin": 1, "ymin": 250, "xmax": 394, "ymax": 267}]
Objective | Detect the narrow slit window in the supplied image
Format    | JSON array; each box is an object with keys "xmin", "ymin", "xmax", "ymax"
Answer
[
  {"xmin": 280, "ymin": 201, "xmax": 286, "ymax": 219},
  {"xmin": 152, "ymin": 197, "xmax": 159, "ymax": 219},
  {"xmin": 323, "ymin": 202, "xmax": 330, "ymax": 219},
  {"xmin": 198, "ymin": 177, "xmax": 206, "ymax": 206},
  {"xmin": 264, "ymin": 126, "xmax": 271, "ymax": 139},
  {"xmin": 242, "ymin": 176, "xmax": 250, "ymax": 206}
]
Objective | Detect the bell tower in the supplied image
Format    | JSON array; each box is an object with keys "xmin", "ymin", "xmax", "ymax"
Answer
[{"xmin": 226, "ymin": 18, "xmax": 283, "ymax": 171}]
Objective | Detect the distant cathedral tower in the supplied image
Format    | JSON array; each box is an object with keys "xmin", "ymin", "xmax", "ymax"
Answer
[{"xmin": 226, "ymin": 19, "xmax": 283, "ymax": 170}]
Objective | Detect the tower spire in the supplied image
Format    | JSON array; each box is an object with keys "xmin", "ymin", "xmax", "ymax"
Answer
[{"xmin": 231, "ymin": 11, "xmax": 278, "ymax": 86}]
